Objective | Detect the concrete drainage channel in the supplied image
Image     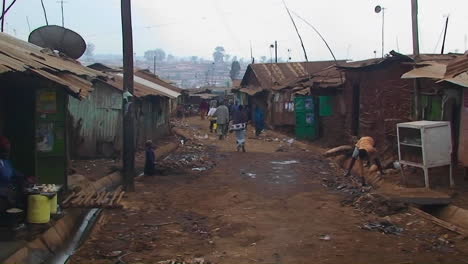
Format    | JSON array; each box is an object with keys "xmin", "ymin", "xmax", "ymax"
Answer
[{"xmin": 45, "ymin": 209, "xmax": 102, "ymax": 264}]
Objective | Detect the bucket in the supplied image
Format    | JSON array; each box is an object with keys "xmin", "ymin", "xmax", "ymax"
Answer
[
  {"xmin": 27, "ymin": 195, "xmax": 50, "ymax": 224},
  {"xmin": 49, "ymin": 194, "xmax": 58, "ymax": 214}
]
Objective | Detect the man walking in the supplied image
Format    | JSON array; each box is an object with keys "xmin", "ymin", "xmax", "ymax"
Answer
[{"xmin": 214, "ymin": 101, "xmax": 229, "ymax": 140}]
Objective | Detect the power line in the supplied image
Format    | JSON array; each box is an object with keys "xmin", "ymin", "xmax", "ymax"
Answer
[{"xmin": 40, "ymin": 0, "xmax": 48, "ymax": 25}]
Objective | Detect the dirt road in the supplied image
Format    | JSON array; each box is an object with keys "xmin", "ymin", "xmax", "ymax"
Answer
[{"xmin": 70, "ymin": 117, "xmax": 468, "ymax": 264}]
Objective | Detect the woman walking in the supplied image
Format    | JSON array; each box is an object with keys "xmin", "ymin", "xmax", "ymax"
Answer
[{"xmin": 231, "ymin": 105, "xmax": 248, "ymax": 152}]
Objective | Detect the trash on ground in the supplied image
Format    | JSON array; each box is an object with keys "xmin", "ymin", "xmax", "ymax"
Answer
[
  {"xmin": 319, "ymin": 234, "xmax": 331, "ymax": 241},
  {"xmin": 192, "ymin": 167, "xmax": 207, "ymax": 171},
  {"xmin": 270, "ymin": 160, "xmax": 299, "ymax": 165},
  {"xmin": 361, "ymin": 220, "xmax": 404, "ymax": 235}
]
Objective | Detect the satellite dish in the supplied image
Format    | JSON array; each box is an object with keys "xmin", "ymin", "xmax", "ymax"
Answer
[
  {"xmin": 375, "ymin": 5, "xmax": 382, "ymax": 13},
  {"xmin": 28, "ymin": 25, "xmax": 86, "ymax": 59}
]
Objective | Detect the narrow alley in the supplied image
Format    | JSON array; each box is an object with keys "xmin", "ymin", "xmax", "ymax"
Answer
[{"xmin": 69, "ymin": 117, "xmax": 468, "ymax": 264}]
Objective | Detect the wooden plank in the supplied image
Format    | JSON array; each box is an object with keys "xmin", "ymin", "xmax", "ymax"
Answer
[{"xmin": 409, "ymin": 207, "xmax": 468, "ymax": 237}]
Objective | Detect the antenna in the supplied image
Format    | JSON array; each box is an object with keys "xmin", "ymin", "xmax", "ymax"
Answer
[
  {"xmin": 28, "ymin": 25, "xmax": 86, "ymax": 59},
  {"xmin": 375, "ymin": 5, "xmax": 385, "ymax": 58},
  {"xmin": 57, "ymin": 0, "xmax": 66, "ymax": 27},
  {"xmin": 441, "ymin": 15, "xmax": 449, "ymax": 54},
  {"xmin": 1, "ymin": 0, "xmax": 18, "ymax": 32},
  {"xmin": 40, "ymin": 0, "xmax": 49, "ymax": 25},
  {"xmin": 250, "ymin": 40, "xmax": 254, "ymax": 64},
  {"xmin": 282, "ymin": 0, "xmax": 308, "ymax": 62},
  {"xmin": 26, "ymin": 16, "xmax": 31, "ymax": 33}
]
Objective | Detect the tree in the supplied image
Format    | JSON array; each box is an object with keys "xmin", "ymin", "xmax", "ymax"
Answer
[
  {"xmin": 144, "ymin": 49, "xmax": 166, "ymax": 63},
  {"xmin": 224, "ymin": 54, "xmax": 231, "ymax": 62},
  {"xmin": 260, "ymin": 56, "xmax": 267, "ymax": 63},
  {"xmin": 190, "ymin": 56, "xmax": 198, "ymax": 64},
  {"xmin": 230, "ymin": 60, "xmax": 241, "ymax": 80},
  {"xmin": 167, "ymin": 54, "xmax": 175, "ymax": 63},
  {"xmin": 84, "ymin": 43, "xmax": 95, "ymax": 58},
  {"xmin": 212, "ymin": 46, "xmax": 225, "ymax": 63}
]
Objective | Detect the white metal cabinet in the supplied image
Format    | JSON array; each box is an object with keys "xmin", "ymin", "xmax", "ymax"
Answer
[{"xmin": 397, "ymin": 121, "xmax": 453, "ymax": 188}]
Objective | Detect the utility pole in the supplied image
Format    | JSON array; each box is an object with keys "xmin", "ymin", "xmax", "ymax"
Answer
[
  {"xmin": 381, "ymin": 7, "xmax": 385, "ymax": 58},
  {"xmin": 153, "ymin": 56, "xmax": 156, "ymax": 74},
  {"xmin": 411, "ymin": 0, "xmax": 420, "ymax": 120},
  {"xmin": 275, "ymin": 40, "xmax": 278, "ymax": 63},
  {"xmin": 121, "ymin": 0, "xmax": 135, "ymax": 191},
  {"xmin": 1, "ymin": 0, "xmax": 6, "ymax": 32}
]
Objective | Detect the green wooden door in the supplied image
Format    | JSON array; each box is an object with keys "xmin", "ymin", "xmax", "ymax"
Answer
[
  {"xmin": 35, "ymin": 88, "xmax": 67, "ymax": 185},
  {"xmin": 295, "ymin": 96, "xmax": 318, "ymax": 140}
]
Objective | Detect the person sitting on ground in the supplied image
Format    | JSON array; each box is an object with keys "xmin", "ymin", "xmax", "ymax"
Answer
[
  {"xmin": 231, "ymin": 105, "xmax": 248, "ymax": 152},
  {"xmin": 144, "ymin": 140, "xmax": 156, "ymax": 176},
  {"xmin": 0, "ymin": 136, "xmax": 27, "ymax": 212},
  {"xmin": 344, "ymin": 136, "xmax": 385, "ymax": 185},
  {"xmin": 214, "ymin": 101, "xmax": 230, "ymax": 140}
]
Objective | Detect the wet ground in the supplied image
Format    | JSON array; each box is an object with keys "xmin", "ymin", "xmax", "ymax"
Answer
[{"xmin": 69, "ymin": 117, "xmax": 468, "ymax": 264}]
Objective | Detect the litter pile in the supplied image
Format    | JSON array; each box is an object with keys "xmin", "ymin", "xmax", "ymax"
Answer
[
  {"xmin": 159, "ymin": 142, "xmax": 216, "ymax": 173},
  {"xmin": 157, "ymin": 258, "xmax": 211, "ymax": 264},
  {"xmin": 344, "ymin": 193, "xmax": 408, "ymax": 216},
  {"xmin": 323, "ymin": 175, "xmax": 407, "ymax": 216},
  {"xmin": 361, "ymin": 220, "xmax": 404, "ymax": 235}
]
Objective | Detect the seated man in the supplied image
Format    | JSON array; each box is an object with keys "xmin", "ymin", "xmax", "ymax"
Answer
[
  {"xmin": 344, "ymin": 136, "xmax": 385, "ymax": 185},
  {"xmin": 0, "ymin": 136, "xmax": 26, "ymax": 212}
]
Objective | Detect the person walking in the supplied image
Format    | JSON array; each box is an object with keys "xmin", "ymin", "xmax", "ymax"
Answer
[
  {"xmin": 199, "ymin": 100, "xmax": 209, "ymax": 120},
  {"xmin": 207, "ymin": 104, "xmax": 218, "ymax": 133},
  {"xmin": 254, "ymin": 106, "xmax": 265, "ymax": 137},
  {"xmin": 231, "ymin": 105, "xmax": 248, "ymax": 152},
  {"xmin": 214, "ymin": 101, "xmax": 230, "ymax": 140}
]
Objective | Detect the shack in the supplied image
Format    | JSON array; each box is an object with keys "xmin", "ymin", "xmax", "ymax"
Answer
[
  {"xmin": 238, "ymin": 61, "xmax": 340, "ymax": 127},
  {"xmin": 70, "ymin": 64, "xmax": 177, "ymax": 159},
  {"xmin": 0, "ymin": 33, "xmax": 105, "ymax": 184},
  {"xmin": 401, "ymin": 53, "xmax": 467, "ymax": 167},
  {"xmin": 276, "ymin": 66, "xmax": 347, "ymax": 144}
]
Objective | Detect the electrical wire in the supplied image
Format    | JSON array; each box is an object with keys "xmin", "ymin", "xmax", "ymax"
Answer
[{"xmin": 40, "ymin": 0, "xmax": 48, "ymax": 25}]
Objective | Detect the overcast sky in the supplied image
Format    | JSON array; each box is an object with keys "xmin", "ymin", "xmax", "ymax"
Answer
[{"xmin": 3, "ymin": 0, "xmax": 468, "ymax": 61}]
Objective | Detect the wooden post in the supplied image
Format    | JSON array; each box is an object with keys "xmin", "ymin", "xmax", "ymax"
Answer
[
  {"xmin": 121, "ymin": 0, "xmax": 135, "ymax": 191},
  {"xmin": 411, "ymin": 0, "xmax": 420, "ymax": 119},
  {"xmin": 1, "ymin": 0, "xmax": 6, "ymax": 32},
  {"xmin": 275, "ymin": 40, "xmax": 278, "ymax": 63}
]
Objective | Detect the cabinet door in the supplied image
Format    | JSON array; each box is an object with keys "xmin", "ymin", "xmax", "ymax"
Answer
[
  {"xmin": 35, "ymin": 88, "xmax": 67, "ymax": 184},
  {"xmin": 423, "ymin": 124, "xmax": 452, "ymax": 166}
]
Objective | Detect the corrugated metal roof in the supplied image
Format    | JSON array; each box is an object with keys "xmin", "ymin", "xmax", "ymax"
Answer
[
  {"xmin": 337, "ymin": 50, "xmax": 459, "ymax": 69},
  {"xmin": 105, "ymin": 74, "xmax": 169, "ymax": 98},
  {"xmin": 0, "ymin": 32, "xmax": 105, "ymax": 98},
  {"xmin": 276, "ymin": 66, "xmax": 345, "ymax": 91},
  {"xmin": 241, "ymin": 61, "xmax": 342, "ymax": 90},
  {"xmin": 120, "ymin": 74, "xmax": 180, "ymax": 99},
  {"xmin": 401, "ymin": 56, "xmax": 468, "ymax": 88},
  {"xmin": 135, "ymin": 70, "xmax": 183, "ymax": 93}
]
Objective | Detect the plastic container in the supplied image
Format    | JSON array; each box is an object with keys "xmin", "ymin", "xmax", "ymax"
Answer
[
  {"xmin": 49, "ymin": 194, "xmax": 58, "ymax": 214},
  {"xmin": 27, "ymin": 195, "xmax": 51, "ymax": 224}
]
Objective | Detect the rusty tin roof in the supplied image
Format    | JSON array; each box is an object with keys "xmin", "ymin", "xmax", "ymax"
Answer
[
  {"xmin": 241, "ymin": 61, "xmax": 341, "ymax": 90},
  {"xmin": 0, "ymin": 32, "xmax": 105, "ymax": 98}
]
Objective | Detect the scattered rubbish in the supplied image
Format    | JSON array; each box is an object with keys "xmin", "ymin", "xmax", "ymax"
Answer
[
  {"xmin": 100, "ymin": 250, "xmax": 122, "ymax": 258},
  {"xmin": 242, "ymin": 172, "xmax": 256, "ymax": 179},
  {"xmin": 158, "ymin": 258, "xmax": 207, "ymax": 264},
  {"xmin": 270, "ymin": 160, "xmax": 299, "ymax": 165},
  {"xmin": 287, "ymin": 138, "xmax": 295, "ymax": 144},
  {"xmin": 192, "ymin": 167, "xmax": 207, "ymax": 171},
  {"xmin": 361, "ymin": 220, "xmax": 404, "ymax": 235},
  {"xmin": 319, "ymin": 234, "xmax": 331, "ymax": 241}
]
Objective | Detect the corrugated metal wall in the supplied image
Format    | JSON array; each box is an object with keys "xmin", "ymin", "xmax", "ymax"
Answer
[
  {"xmin": 136, "ymin": 95, "xmax": 170, "ymax": 147},
  {"xmin": 68, "ymin": 82, "xmax": 123, "ymax": 158}
]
